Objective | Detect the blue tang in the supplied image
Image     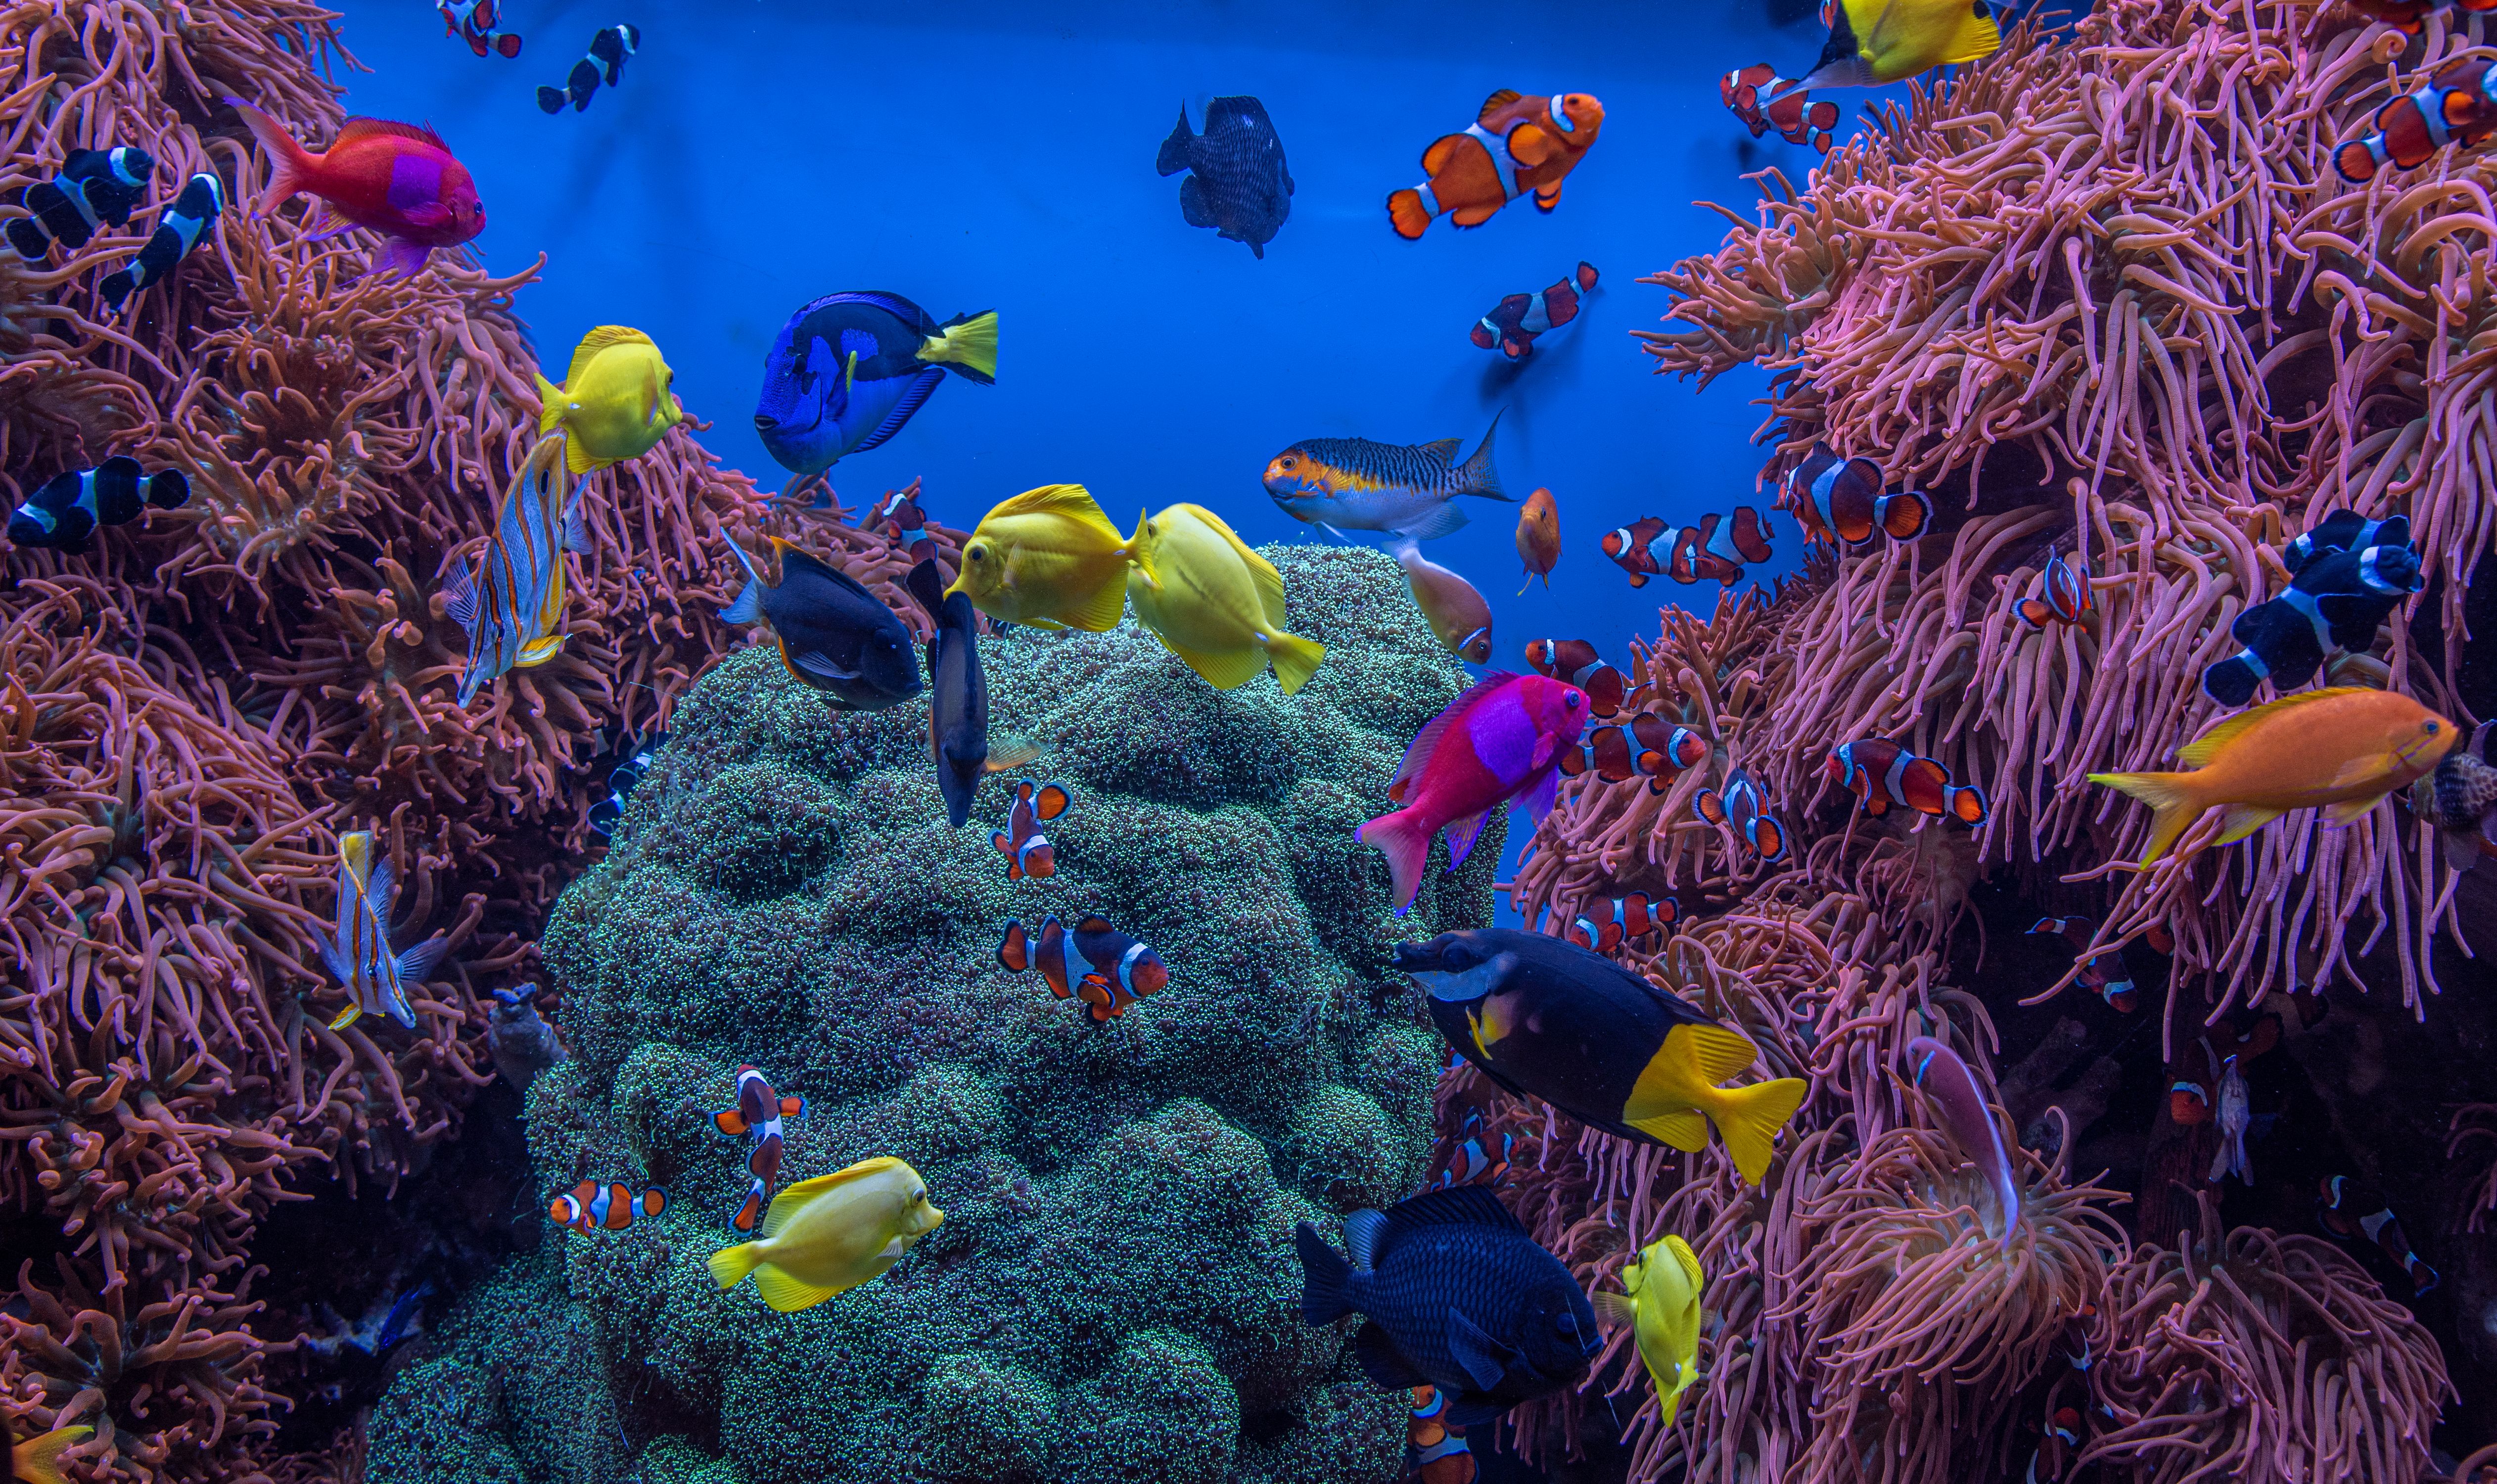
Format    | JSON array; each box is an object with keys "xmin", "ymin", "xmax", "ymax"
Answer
[{"xmin": 752, "ymin": 291, "xmax": 998, "ymax": 476}]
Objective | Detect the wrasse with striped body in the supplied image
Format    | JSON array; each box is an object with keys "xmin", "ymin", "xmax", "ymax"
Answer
[
  {"xmin": 1471, "ymin": 262, "xmax": 1597, "ymax": 361},
  {"xmin": 1566, "ymin": 892, "xmax": 1674, "ymax": 953},
  {"xmin": 992, "ymin": 780, "xmax": 1068, "ymax": 881},
  {"xmin": 1824, "ymin": 738, "xmax": 1988, "ymax": 826},
  {"xmin": 1522, "ymin": 638, "xmax": 1625, "ymax": 717},
  {"xmin": 549, "ymin": 1178, "xmax": 666, "ymax": 1233},
  {"xmin": 1263, "ymin": 417, "xmax": 1507, "ymax": 541},
  {"xmin": 319, "ymin": 831, "xmax": 447, "ymax": 1031},
  {"xmin": 1696, "ymin": 769, "xmax": 1787, "ymax": 864},
  {"xmin": 2334, "ymin": 54, "xmax": 2497, "ymax": 183},
  {"xmin": 1721, "ymin": 64, "xmax": 1838, "ymax": 153},
  {"xmin": 2019, "ymin": 551, "xmax": 2093, "ymax": 629},
  {"xmin": 996, "ymin": 913, "xmax": 1170, "ymax": 1022},
  {"xmin": 1560, "ymin": 712, "xmax": 1707, "ymax": 791},
  {"xmin": 1388, "ymin": 90, "xmax": 1604, "ymax": 238},
  {"xmin": 713, "ymin": 1065, "xmax": 806, "ymax": 1234},
  {"xmin": 1783, "ymin": 443, "xmax": 1930, "ymax": 548},
  {"xmin": 98, "ymin": 172, "xmax": 224, "ymax": 310},
  {"xmin": 445, "ymin": 434, "xmax": 586, "ymax": 707}
]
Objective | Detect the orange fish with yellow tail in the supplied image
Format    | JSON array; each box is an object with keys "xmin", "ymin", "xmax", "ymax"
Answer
[
  {"xmin": 2089, "ymin": 687, "xmax": 2457, "ymax": 867},
  {"xmin": 1387, "ymin": 90, "xmax": 1604, "ymax": 239}
]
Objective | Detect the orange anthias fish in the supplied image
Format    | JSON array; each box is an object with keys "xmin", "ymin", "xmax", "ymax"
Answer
[
  {"xmin": 2089, "ymin": 687, "xmax": 2459, "ymax": 866},
  {"xmin": 1515, "ymin": 487, "xmax": 1560, "ymax": 593},
  {"xmin": 1387, "ymin": 90, "xmax": 1605, "ymax": 239}
]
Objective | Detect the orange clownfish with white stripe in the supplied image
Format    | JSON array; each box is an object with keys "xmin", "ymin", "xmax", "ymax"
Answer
[
  {"xmin": 993, "ymin": 779, "xmax": 1069, "ymax": 881},
  {"xmin": 1387, "ymin": 89, "xmax": 1604, "ymax": 239},
  {"xmin": 712, "ymin": 1064, "xmax": 807, "ymax": 1234},
  {"xmin": 549, "ymin": 1179, "xmax": 666, "ymax": 1233}
]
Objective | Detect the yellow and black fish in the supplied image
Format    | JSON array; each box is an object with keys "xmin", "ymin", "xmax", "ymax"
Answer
[{"xmin": 1394, "ymin": 928, "xmax": 1805, "ymax": 1185}]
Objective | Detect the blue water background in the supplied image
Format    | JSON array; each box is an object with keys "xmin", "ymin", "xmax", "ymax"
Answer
[{"xmin": 336, "ymin": 0, "xmax": 1852, "ymax": 906}]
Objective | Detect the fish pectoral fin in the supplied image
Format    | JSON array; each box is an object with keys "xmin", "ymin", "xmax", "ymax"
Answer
[
  {"xmin": 984, "ymin": 739, "xmax": 1044, "ymax": 773},
  {"xmin": 1506, "ymin": 123, "xmax": 1556, "ymax": 167},
  {"xmin": 1591, "ymin": 1290, "xmax": 1639, "ymax": 1330},
  {"xmin": 2326, "ymin": 750, "xmax": 2402, "ymax": 790},
  {"xmin": 1446, "ymin": 1309, "xmax": 1520, "ymax": 1392},
  {"xmin": 2216, "ymin": 802, "xmax": 2287, "ymax": 843},
  {"xmin": 874, "ymin": 1234, "xmax": 912, "ymax": 1260},
  {"xmin": 2323, "ymin": 794, "xmax": 2386, "ymax": 827},
  {"xmin": 787, "ymin": 646, "xmax": 863, "ymax": 683},
  {"xmin": 751, "ymin": 1264, "xmax": 842, "ymax": 1313},
  {"xmin": 1628, "ymin": 1108, "xmax": 1710, "ymax": 1152}
]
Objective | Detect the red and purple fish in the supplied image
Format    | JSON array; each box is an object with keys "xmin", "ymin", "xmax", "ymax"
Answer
[
  {"xmin": 1471, "ymin": 262, "xmax": 1598, "ymax": 361},
  {"xmin": 225, "ymin": 97, "xmax": 485, "ymax": 278},
  {"xmin": 1360, "ymin": 672, "xmax": 1590, "ymax": 913},
  {"xmin": 992, "ymin": 780, "xmax": 1067, "ymax": 881},
  {"xmin": 711, "ymin": 1065, "xmax": 806, "ymax": 1233}
]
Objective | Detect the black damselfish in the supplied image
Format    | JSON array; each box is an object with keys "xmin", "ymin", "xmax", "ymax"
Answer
[
  {"xmin": 2202, "ymin": 511, "xmax": 2423, "ymax": 706},
  {"xmin": 538, "ymin": 24, "xmax": 640, "ymax": 114},
  {"xmin": 1156, "ymin": 95, "xmax": 1294, "ymax": 259},
  {"xmin": 1394, "ymin": 928, "xmax": 1805, "ymax": 1185},
  {"xmin": 1295, "ymin": 1186, "xmax": 1599, "ymax": 1427},
  {"xmin": 99, "ymin": 172, "xmax": 224, "ymax": 310},
  {"xmin": 8, "ymin": 456, "xmax": 190, "ymax": 551},
  {"xmin": 4, "ymin": 146, "xmax": 153, "ymax": 259}
]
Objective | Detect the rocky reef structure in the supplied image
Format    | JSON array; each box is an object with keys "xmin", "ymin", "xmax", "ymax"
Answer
[
  {"xmin": 1474, "ymin": 1, "xmax": 2497, "ymax": 1481},
  {"xmin": 363, "ymin": 546, "xmax": 1487, "ymax": 1484}
]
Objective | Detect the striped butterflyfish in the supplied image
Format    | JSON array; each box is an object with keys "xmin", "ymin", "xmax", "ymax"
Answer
[{"xmin": 445, "ymin": 432, "xmax": 585, "ymax": 707}]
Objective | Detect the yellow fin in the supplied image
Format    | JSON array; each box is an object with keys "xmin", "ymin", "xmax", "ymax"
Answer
[
  {"xmin": 762, "ymin": 1156, "xmax": 908, "ymax": 1238},
  {"xmin": 2327, "ymin": 750, "xmax": 2403, "ymax": 790},
  {"xmin": 2087, "ymin": 770, "xmax": 2203, "ymax": 867},
  {"xmin": 1630, "ymin": 1108, "xmax": 1710, "ymax": 1152},
  {"xmin": 567, "ymin": 325, "xmax": 654, "ymax": 388},
  {"xmin": 920, "ymin": 310, "xmax": 998, "ymax": 378},
  {"xmin": 1663, "ymin": 1234, "xmax": 1704, "ymax": 1294},
  {"xmin": 1158, "ymin": 633, "xmax": 1272, "ymax": 691},
  {"xmin": 2216, "ymin": 803, "xmax": 2285, "ymax": 844},
  {"xmin": 707, "ymin": 1239, "xmax": 764, "ymax": 1291},
  {"xmin": 566, "ymin": 432, "xmax": 600, "ymax": 476},
  {"xmin": 533, "ymin": 370, "xmax": 564, "ymax": 434},
  {"xmin": 2177, "ymin": 687, "xmax": 2366, "ymax": 767},
  {"xmin": 515, "ymin": 636, "xmax": 566, "ymax": 667},
  {"xmin": 1681, "ymin": 1023, "xmax": 1761, "ymax": 1083},
  {"xmin": 752, "ymin": 1262, "xmax": 842, "ymax": 1312},
  {"xmin": 1592, "ymin": 1290, "xmax": 1638, "ymax": 1328},
  {"xmin": 985, "ymin": 739, "xmax": 1044, "ymax": 773},
  {"xmin": 327, "ymin": 1003, "xmax": 363, "ymax": 1031},
  {"xmin": 988, "ymin": 483, "xmax": 1117, "ymax": 536},
  {"xmin": 1263, "ymin": 630, "xmax": 1326, "ymax": 696},
  {"xmin": 13, "ymin": 1426, "xmax": 93, "ymax": 1484},
  {"xmin": 1708, "ymin": 1076, "xmax": 1807, "ymax": 1186}
]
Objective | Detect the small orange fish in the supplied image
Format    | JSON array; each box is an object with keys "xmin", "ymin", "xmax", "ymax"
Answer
[
  {"xmin": 992, "ymin": 779, "xmax": 1068, "ymax": 881},
  {"xmin": 2091, "ymin": 688, "xmax": 2457, "ymax": 866},
  {"xmin": 549, "ymin": 1179, "xmax": 666, "ymax": 1232},
  {"xmin": 1389, "ymin": 535, "xmax": 1493, "ymax": 663},
  {"xmin": 1387, "ymin": 90, "xmax": 1605, "ymax": 239},
  {"xmin": 1515, "ymin": 487, "xmax": 1560, "ymax": 593}
]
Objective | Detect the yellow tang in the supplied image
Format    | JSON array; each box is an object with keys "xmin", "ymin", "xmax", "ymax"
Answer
[
  {"xmin": 1807, "ymin": 0, "xmax": 2001, "ymax": 89},
  {"xmin": 534, "ymin": 325, "xmax": 686, "ymax": 475},
  {"xmin": 945, "ymin": 484, "xmax": 1152, "ymax": 631},
  {"xmin": 1594, "ymin": 1236, "xmax": 1705, "ymax": 1427},
  {"xmin": 707, "ymin": 1156, "xmax": 944, "ymax": 1312},
  {"xmin": 1126, "ymin": 503, "xmax": 1326, "ymax": 694}
]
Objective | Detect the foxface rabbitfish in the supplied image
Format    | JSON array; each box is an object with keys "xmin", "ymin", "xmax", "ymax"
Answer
[
  {"xmin": 1156, "ymin": 95, "xmax": 1294, "ymax": 258},
  {"xmin": 753, "ymin": 290, "xmax": 997, "ymax": 477}
]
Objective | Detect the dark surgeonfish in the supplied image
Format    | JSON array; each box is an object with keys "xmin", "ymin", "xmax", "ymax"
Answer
[
  {"xmin": 538, "ymin": 24, "xmax": 640, "ymax": 114},
  {"xmin": 4, "ymin": 145, "xmax": 153, "ymax": 259},
  {"xmin": 905, "ymin": 556, "xmax": 1038, "ymax": 827},
  {"xmin": 1156, "ymin": 95, "xmax": 1294, "ymax": 258},
  {"xmin": 2200, "ymin": 510, "xmax": 2423, "ymax": 706},
  {"xmin": 1393, "ymin": 928, "xmax": 1806, "ymax": 1185},
  {"xmin": 7, "ymin": 456, "xmax": 190, "ymax": 551},
  {"xmin": 753, "ymin": 291, "xmax": 998, "ymax": 476},
  {"xmin": 1295, "ymin": 1186, "xmax": 1600, "ymax": 1427},
  {"xmin": 720, "ymin": 537, "xmax": 923, "ymax": 710},
  {"xmin": 99, "ymin": 172, "xmax": 224, "ymax": 310}
]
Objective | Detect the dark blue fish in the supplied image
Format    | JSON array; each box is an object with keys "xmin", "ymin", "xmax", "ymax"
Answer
[
  {"xmin": 99, "ymin": 172, "xmax": 224, "ymax": 310},
  {"xmin": 8, "ymin": 456, "xmax": 189, "ymax": 551},
  {"xmin": 905, "ymin": 557, "xmax": 1037, "ymax": 827},
  {"xmin": 4, "ymin": 145, "xmax": 153, "ymax": 259},
  {"xmin": 719, "ymin": 537, "xmax": 923, "ymax": 710},
  {"xmin": 1295, "ymin": 1186, "xmax": 1600, "ymax": 1427},
  {"xmin": 752, "ymin": 291, "xmax": 997, "ymax": 476},
  {"xmin": 2202, "ymin": 512, "xmax": 2423, "ymax": 706},
  {"xmin": 1156, "ymin": 95, "xmax": 1294, "ymax": 259},
  {"xmin": 588, "ymin": 729, "xmax": 669, "ymax": 836}
]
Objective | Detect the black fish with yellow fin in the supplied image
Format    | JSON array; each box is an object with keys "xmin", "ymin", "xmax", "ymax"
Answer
[{"xmin": 1394, "ymin": 928, "xmax": 1806, "ymax": 1185}]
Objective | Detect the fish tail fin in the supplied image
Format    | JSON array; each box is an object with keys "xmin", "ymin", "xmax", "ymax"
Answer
[
  {"xmin": 1708, "ymin": 1075, "xmax": 1807, "ymax": 1186},
  {"xmin": 2087, "ymin": 771, "xmax": 2202, "ymax": 867},
  {"xmin": 534, "ymin": 370, "xmax": 564, "ymax": 433},
  {"xmin": 1461, "ymin": 409, "xmax": 1508, "ymax": 501},
  {"xmin": 222, "ymin": 97, "xmax": 314, "ymax": 216},
  {"xmin": 1293, "ymin": 1221, "xmax": 1354, "ymax": 1323},
  {"xmin": 1356, "ymin": 806, "xmax": 1434, "ymax": 915},
  {"xmin": 1387, "ymin": 186, "xmax": 1433, "ymax": 239},
  {"xmin": 718, "ymin": 538, "xmax": 767, "ymax": 625},
  {"xmin": 11, "ymin": 1426, "xmax": 93, "ymax": 1484},
  {"xmin": 921, "ymin": 311, "xmax": 998, "ymax": 384},
  {"xmin": 707, "ymin": 1239, "xmax": 766, "ymax": 1291},
  {"xmin": 1123, "ymin": 508, "xmax": 1160, "ymax": 595},
  {"xmin": 1262, "ymin": 628, "xmax": 1326, "ymax": 696},
  {"xmin": 1155, "ymin": 103, "xmax": 1195, "ymax": 176}
]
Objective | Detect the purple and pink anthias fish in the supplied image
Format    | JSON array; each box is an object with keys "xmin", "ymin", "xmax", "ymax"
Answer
[
  {"xmin": 1360, "ymin": 671, "xmax": 1592, "ymax": 913},
  {"xmin": 225, "ymin": 96, "xmax": 485, "ymax": 278}
]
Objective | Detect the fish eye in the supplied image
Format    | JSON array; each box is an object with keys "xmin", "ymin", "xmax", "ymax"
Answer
[
  {"xmin": 1280, "ymin": 457, "xmax": 1296, "ymax": 470},
  {"xmin": 1440, "ymin": 941, "xmax": 1477, "ymax": 970},
  {"xmin": 969, "ymin": 543, "xmax": 988, "ymax": 562},
  {"xmin": 1557, "ymin": 1312, "xmax": 1577, "ymax": 1333},
  {"xmin": 2425, "ymin": 721, "xmax": 2441, "ymax": 735}
]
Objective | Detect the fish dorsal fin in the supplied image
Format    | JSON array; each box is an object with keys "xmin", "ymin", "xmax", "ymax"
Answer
[
  {"xmin": 991, "ymin": 482, "xmax": 1113, "ymax": 526},
  {"xmin": 798, "ymin": 289, "xmax": 926, "ymax": 327},
  {"xmin": 1418, "ymin": 436, "xmax": 1464, "ymax": 462},
  {"xmin": 1685, "ymin": 1022, "xmax": 1760, "ymax": 1083},
  {"xmin": 1376, "ymin": 1186, "xmax": 1526, "ymax": 1266},
  {"xmin": 773, "ymin": 539, "xmax": 881, "ymax": 603},
  {"xmin": 333, "ymin": 116, "xmax": 450, "ymax": 152},
  {"xmin": 762, "ymin": 1156, "xmax": 905, "ymax": 1237},
  {"xmin": 2177, "ymin": 687, "xmax": 2365, "ymax": 768},
  {"xmin": 1478, "ymin": 89, "xmax": 1524, "ymax": 121},
  {"xmin": 1664, "ymin": 1233, "xmax": 1704, "ymax": 1294},
  {"xmin": 1184, "ymin": 503, "xmax": 1290, "ymax": 629},
  {"xmin": 565, "ymin": 325, "xmax": 655, "ymax": 389},
  {"xmin": 1392, "ymin": 672, "xmax": 1519, "ymax": 796}
]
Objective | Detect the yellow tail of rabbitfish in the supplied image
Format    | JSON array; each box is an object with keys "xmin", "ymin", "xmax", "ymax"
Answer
[
  {"xmin": 920, "ymin": 310, "xmax": 999, "ymax": 379},
  {"xmin": 1624, "ymin": 1022, "xmax": 1806, "ymax": 1186},
  {"xmin": 13, "ymin": 1425, "xmax": 95, "ymax": 1484}
]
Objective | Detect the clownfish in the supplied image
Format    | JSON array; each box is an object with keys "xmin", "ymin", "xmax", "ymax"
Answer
[
  {"xmin": 1565, "ymin": 892, "xmax": 1676, "ymax": 953},
  {"xmin": 1471, "ymin": 262, "xmax": 1599, "ymax": 361},
  {"xmin": 1561, "ymin": 713, "xmax": 1709, "ymax": 790},
  {"xmin": 2334, "ymin": 54, "xmax": 2497, "ymax": 184},
  {"xmin": 549, "ymin": 1179, "xmax": 666, "ymax": 1233},
  {"xmin": 2019, "ymin": 551, "xmax": 2093, "ymax": 629},
  {"xmin": 1669, "ymin": 508, "xmax": 1776, "ymax": 586},
  {"xmin": 1601, "ymin": 516, "xmax": 1669, "ymax": 588},
  {"xmin": 1722, "ymin": 64, "xmax": 1840, "ymax": 154},
  {"xmin": 872, "ymin": 484, "xmax": 938, "ymax": 564},
  {"xmin": 992, "ymin": 779, "xmax": 1068, "ymax": 881},
  {"xmin": 2028, "ymin": 916, "xmax": 2134, "ymax": 1012},
  {"xmin": 712, "ymin": 1065, "xmax": 808, "ymax": 1234},
  {"xmin": 997, "ymin": 913, "xmax": 1171, "ymax": 1022},
  {"xmin": 2345, "ymin": 0, "xmax": 2497, "ymax": 35},
  {"xmin": 437, "ymin": 0, "xmax": 522, "ymax": 57},
  {"xmin": 2168, "ymin": 1080, "xmax": 2210, "ymax": 1126},
  {"xmin": 1430, "ymin": 1121, "xmax": 1515, "ymax": 1191},
  {"xmin": 2318, "ymin": 1175, "xmax": 2439, "ymax": 1294},
  {"xmin": 1387, "ymin": 89, "xmax": 1606, "ymax": 239},
  {"xmin": 1523, "ymin": 637, "xmax": 1627, "ymax": 718},
  {"xmin": 1696, "ymin": 769, "xmax": 1787, "ymax": 864},
  {"xmin": 97, "ymin": 172, "xmax": 223, "ymax": 312},
  {"xmin": 1824, "ymin": 738, "xmax": 1988, "ymax": 826},
  {"xmin": 1784, "ymin": 443, "xmax": 1931, "ymax": 548},
  {"xmin": 1406, "ymin": 1385, "xmax": 1477, "ymax": 1484}
]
